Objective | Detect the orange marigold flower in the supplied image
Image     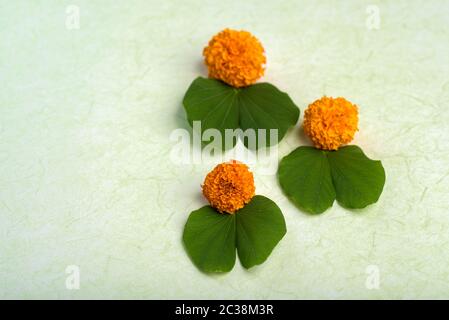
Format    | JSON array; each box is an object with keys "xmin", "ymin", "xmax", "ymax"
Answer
[
  {"xmin": 203, "ymin": 28, "xmax": 266, "ymax": 88},
  {"xmin": 202, "ymin": 160, "xmax": 255, "ymax": 214},
  {"xmin": 303, "ymin": 96, "xmax": 359, "ymax": 151}
]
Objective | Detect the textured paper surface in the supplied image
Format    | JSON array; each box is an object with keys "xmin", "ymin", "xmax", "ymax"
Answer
[{"xmin": 1, "ymin": 0, "xmax": 449, "ymax": 299}]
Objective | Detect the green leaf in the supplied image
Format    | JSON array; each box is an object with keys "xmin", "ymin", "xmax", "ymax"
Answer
[
  {"xmin": 278, "ymin": 145, "xmax": 386, "ymax": 214},
  {"xmin": 278, "ymin": 147, "xmax": 336, "ymax": 214},
  {"xmin": 235, "ymin": 196, "xmax": 287, "ymax": 269},
  {"xmin": 238, "ymin": 83, "xmax": 300, "ymax": 149},
  {"xmin": 183, "ymin": 206, "xmax": 236, "ymax": 273},
  {"xmin": 183, "ymin": 196, "xmax": 287, "ymax": 272},
  {"xmin": 327, "ymin": 145, "xmax": 386, "ymax": 209},
  {"xmin": 183, "ymin": 77, "xmax": 239, "ymax": 150},
  {"xmin": 183, "ymin": 77, "xmax": 299, "ymax": 150}
]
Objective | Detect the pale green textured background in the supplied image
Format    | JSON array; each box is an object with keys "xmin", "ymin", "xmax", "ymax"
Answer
[{"xmin": 1, "ymin": 0, "xmax": 449, "ymax": 299}]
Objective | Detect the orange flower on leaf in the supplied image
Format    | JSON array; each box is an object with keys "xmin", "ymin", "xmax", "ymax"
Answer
[
  {"xmin": 202, "ymin": 160, "xmax": 255, "ymax": 214},
  {"xmin": 303, "ymin": 96, "xmax": 358, "ymax": 151},
  {"xmin": 203, "ymin": 29, "xmax": 266, "ymax": 88}
]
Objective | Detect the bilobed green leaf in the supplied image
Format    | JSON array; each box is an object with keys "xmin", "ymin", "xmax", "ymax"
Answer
[
  {"xmin": 183, "ymin": 206, "xmax": 236, "ymax": 273},
  {"xmin": 278, "ymin": 147, "xmax": 336, "ymax": 214},
  {"xmin": 183, "ymin": 77, "xmax": 299, "ymax": 150},
  {"xmin": 278, "ymin": 145, "xmax": 386, "ymax": 214},
  {"xmin": 327, "ymin": 145, "xmax": 386, "ymax": 209},
  {"xmin": 183, "ymin": 196, "xmax": 287, "ymax": 273},
  {"xmin": 235, "ymin": 196, "xmax": 286, "ymax": 269}
]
